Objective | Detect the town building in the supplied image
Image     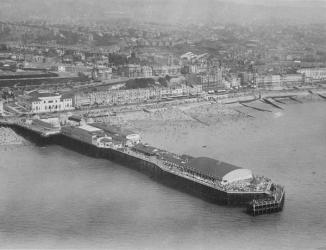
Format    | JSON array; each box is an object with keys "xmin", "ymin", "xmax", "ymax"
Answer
[
  {"xmin": 117, "ymin": 65, "xmax": 153, "ymax": 78},
  {"xmin": 180, "ymin": 52, "xmax": 198, "ymax": 63},
  {"xmin": 141, "ymin": 66, "xmax": 153, "ymax": 78},
  {"xmin": 229, "ymin": 74, "xmax": 241, "ymax": 88},
  {"xmin": 92, "ymin": 67, "xmax": 113, "ymax": 81},
  {"xmin": 152, "ymin": 65, "xmax": 182, "ymax": 76},
  {"xmin": 51, "ymin": 65, "xmax": 92, "ymax": 74},
  {"xmin": 118, "ymin": 64, "xmax": 142, "ymax": 78},
  {"xmin": 189, "ymin": 63, "xmax": 208, "ymax": 74},
  {"xmin": 181, "ymin": 52, "xmax": 209, "ymax": 66}
]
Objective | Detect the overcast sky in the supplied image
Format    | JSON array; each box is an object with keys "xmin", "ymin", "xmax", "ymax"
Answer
[{"xmin": 1, "ymin": 0, "xmax": 326, "ymax": 24}]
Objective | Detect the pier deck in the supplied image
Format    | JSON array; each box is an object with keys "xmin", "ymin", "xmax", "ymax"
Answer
[{"xmin": 0, "ymin": 118, "xmax": 284, "ymax": 214}]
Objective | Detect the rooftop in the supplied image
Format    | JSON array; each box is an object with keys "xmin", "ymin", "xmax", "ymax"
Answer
[
  {"xmin": 68, "ymin": 115, "xmax": 82, "ymax": 122},
  {"xmin": 91, "ymin": 123, "xmax": 135, "ymax": 137},
  {"xmin": 133, "ymin": 143, "xmax": 159, "ymax": 156},
  {"xmin": 78, "ymin": 124, "xmax": 103, "ymax": 133},
  {"xmin": 187, "ymin": 157, "xmax": 241, "ymax": 180},
  {"xmin": 28, "ymin": 91, "xmax": 61, "ymax": 98}
]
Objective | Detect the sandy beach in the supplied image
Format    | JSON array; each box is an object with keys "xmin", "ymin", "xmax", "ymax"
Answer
[{"xmin": 99, "ymin": 91, "xmax": 326, "ymax": 158}]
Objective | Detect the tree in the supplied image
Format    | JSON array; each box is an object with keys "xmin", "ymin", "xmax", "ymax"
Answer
[
  {"xmin": 125, "ymin": 78, "xmax": 155, "ymax": 89},
  {"xmin": 158, "ymin": 77, "xmax": 168, "ymax": 87}
]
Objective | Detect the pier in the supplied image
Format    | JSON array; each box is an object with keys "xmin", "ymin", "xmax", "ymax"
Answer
[
  {"xmin": 0, "ymin": 118, "xmax": 285, "ymax": 215},
  {"xmin": 248, "ymin": 187, "xmax": 285, "ymax": 216}
]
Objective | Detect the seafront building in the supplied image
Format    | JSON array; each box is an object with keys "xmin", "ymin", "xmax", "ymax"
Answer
[
  {"xmin": 281, "ymin": 74, "xmax": 304, "ymax": 87},
  {"xmin": 297, "ymin": 68, "xmax": 326, "ymax": 81},
  {"xmin": 0, "ymin": 99, "xmax": 3, "ymax": 115},
  {"xmin": 17, "ymin": 91, "xmax": 74, "ymax": 114},
  {"xmin": 74, "ymin": 84, "xmax": 203, "ymax": 107},
  {"xmin": 254, "ymin": 73, "xmax": 305, "ymax": 90},
  {"xmin": 254, "ymin": 75, "xmax": 282, "ymax": 90},
  {"xmin": 199, "ymin": 67, "xmax": 224, "ymax": 91}
]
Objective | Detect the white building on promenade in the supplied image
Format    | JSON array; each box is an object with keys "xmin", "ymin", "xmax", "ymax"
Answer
[
  {"xmin": 18, "ymin": 91, "xmax": 74, "ymax": 114},
  {"xmin": 297, "ymin": 68, "xmax": 326, "ymax": 81}
]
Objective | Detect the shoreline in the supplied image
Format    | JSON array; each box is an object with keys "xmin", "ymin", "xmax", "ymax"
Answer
[
  {"xmin": 0, "ymin": 127, "xmax": 24, "ymax": 146},
  {"xmin": 117, "ymin": 92, "xmax": 326, "ymax": 156},
  {"xmin": 1, "ymin": 87, "xmax": 325, "ymax": 152}
]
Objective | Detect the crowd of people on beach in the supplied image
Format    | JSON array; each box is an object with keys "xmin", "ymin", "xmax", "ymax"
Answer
[{"xmin": 0, "ymin": 127, "xmax": 23, "ymax": 146}]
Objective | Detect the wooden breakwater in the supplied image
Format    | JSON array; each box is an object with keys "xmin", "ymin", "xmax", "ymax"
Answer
[{"xmin": 262, "ymin": 98, "xmax": 283, "ymax": 109}]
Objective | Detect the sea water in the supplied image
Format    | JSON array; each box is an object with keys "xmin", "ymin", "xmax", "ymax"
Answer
[{"xmin": 0, "ymin": 102, "xmax": 325, "ymax": 249}]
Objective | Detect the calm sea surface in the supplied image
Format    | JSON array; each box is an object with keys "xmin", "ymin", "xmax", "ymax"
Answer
[{"xmin": 0, "ymin": 102, "xmax": 326, "ymax": 249}]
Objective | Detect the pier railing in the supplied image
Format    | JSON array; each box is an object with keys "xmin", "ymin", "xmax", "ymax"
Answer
[
  {"xmin": 118, "ymin": 147, "xmax": 268, "ymax": 194},
  {"xmin": 119, "ymin": 147, "xmax": 223, "ymax": 190}
]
